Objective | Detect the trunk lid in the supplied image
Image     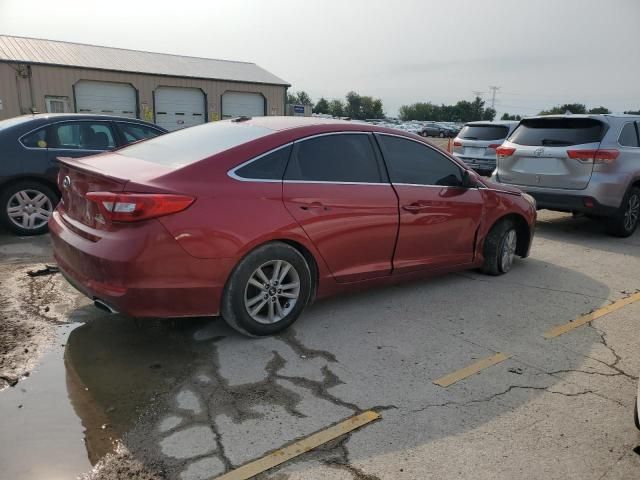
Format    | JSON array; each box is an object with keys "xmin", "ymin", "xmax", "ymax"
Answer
[
  {"xmin": 496, "ymin": 117, "xmax": 607, "ymax": 190},
  {"xmin": 56, "ymin": 152, "xmax": 175, "ymax": 230}
]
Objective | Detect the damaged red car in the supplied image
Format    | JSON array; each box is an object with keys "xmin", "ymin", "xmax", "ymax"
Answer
[{"xmin": 49, "ymin": 117, "xmax": 536, "ymax": 336}]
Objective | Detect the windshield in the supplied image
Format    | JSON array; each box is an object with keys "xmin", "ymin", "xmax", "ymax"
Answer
[
  {"xmin": 508, "ymin": 118, "xmax": 606, "ymax": 146},
  {"xmin": 118, "ymin": 121, "xmax": 272, "ymax": 166},
  {"xmin": 459, "ymin": 125, "xmax": 509, "ymax": 140}
]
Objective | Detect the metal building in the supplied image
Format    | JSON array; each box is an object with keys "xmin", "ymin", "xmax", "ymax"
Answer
[{"xmin": 0, "ymin": 35, "xmax": 289, "ymax": 130}]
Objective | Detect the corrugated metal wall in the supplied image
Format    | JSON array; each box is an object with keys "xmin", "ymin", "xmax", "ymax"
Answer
[{"xmin": 0, "ymin": 62, "xmax": 286, "ymax": 121}]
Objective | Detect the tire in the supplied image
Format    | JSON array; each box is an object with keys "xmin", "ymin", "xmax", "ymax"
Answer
[
  {"xmin": 439, "ymin": 131, "xmax": 445, "ymax": 138},
  {"xmin": 221, "ymin": 242, "xmax": 312, "ymax": 336},
  {"xmin": 606, "ymin": 187, "xmax": 640, "ymax": 238},
  {"xmin": 0, "ymin": 180, "xmax": 59, "ymax": 236},
  {"xmin": 481, "ymin": 219, "xmax": 518, "ymax": 276}
]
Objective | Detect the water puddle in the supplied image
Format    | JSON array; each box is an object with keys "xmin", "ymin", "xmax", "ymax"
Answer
[{"xmin": 0, "ymin": 314, "xmax": 214, "ymax": 480}]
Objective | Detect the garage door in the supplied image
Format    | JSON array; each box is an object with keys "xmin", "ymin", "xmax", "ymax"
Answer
[
  {"xmin": 155, "ymin": 87, "xmax": 206, "ymax": 131},
  {"xmin": 222, "ymin": 92, "xmax": 265, "ymax": 119},
  {"xmin": 74, "ymin": 81, "xmax": 136, "ymax": 118}
]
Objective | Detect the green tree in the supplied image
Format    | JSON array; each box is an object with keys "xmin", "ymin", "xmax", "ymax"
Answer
[
  {"xmin": 342, "ymin": 91, "xmax": 384, "ymax": 120},
  {"xmin": 588, "ymin": 106, "xmax": 610, "ymax": 114},
  {"xmin": 287, "ymin": 90, "xmax": 313, "ymax": 106},
  {"xmin": 482, "ymin": 107, "xmax": 497, "ymax": 121},
  {"xmin": 328, "ymin": 99, "xmax": 345, "ymax": 117},
  {"xmin": 624, "ymin": 109, "xmax": 640, "ymax": 115},
  {"xmin": 539, "ymin": 103, "xmax": 587, "ymax": 115},
  {"xmin": 501, "ymin": 113, "xmax": 522, "ymax": 121},
  {"xmin": 313, "ymin": 97, "xmax": 330, "ymax": 114}
]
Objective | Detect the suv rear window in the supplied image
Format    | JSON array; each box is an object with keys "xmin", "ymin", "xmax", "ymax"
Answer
[
  {"xmin": 458, "ymin": 125, "xmax": 509, "ymax": 140},
  {"xmin": 508, "ymin": 118, "xmax": 606, "ymax": 146},
  {"xmin": 118, "ymin": 121, "xmax": 272, "ymax": 166}
]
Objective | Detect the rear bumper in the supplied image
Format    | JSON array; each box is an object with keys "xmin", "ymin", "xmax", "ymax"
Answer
[
  {"xmin": 492, "ymin": 172, "xmax": 627, "ymax": 216},
  {"xmin": 454, "ymin": 154, "xmax": 496, "ymax": 174},
  {"xmin": 49, "ymin": 210, "xmax": 235, "ymax": 318}
]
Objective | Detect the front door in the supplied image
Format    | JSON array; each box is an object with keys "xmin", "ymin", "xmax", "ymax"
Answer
[
  {"xmin": 283, "ymin": 132, "xmax": 398, "ymax": 283},
  {"xmin": 376, "ymin": 134, "xmax": 484, "ymax": 273}
]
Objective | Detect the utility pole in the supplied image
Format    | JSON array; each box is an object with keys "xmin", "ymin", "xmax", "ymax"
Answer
[{"xmin": 488, "ymin": 86, "xmax": 500, "ymax": 109}]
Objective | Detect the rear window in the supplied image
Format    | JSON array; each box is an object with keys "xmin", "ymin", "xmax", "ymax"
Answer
[
  {"xmin": 117, "ymin": 121, "xmax": 272, "ymax": 166},
  {"xmin": 459, "ymin": 125, "xmax": 509, "ymax": 140},
  {"xmin": 508, "ymin": 118, "xmax": 606, "ymax": 146}
]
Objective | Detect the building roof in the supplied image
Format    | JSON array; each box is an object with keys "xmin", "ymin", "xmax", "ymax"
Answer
[{"xmin": 0, "ymin": 35, "xmax": 289, "ymax": 86}]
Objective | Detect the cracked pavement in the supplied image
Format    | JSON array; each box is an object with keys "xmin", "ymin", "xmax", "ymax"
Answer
[{"xmin": 1, "ymin": 210, "xmax": 640, "ymax": 480}]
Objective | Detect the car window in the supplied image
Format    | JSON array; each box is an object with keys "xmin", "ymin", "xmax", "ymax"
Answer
[
  {"xmin": 49, "ymin": 122, "xmax": 116, "ymax": 150},
  {"xmin": 119, "ymin": 121, "xmax": 272, "ymax": 166},
  {"xmin": 618, "ymin": 122, "xmax": 639, "ymax": 147},
  {"xmin": 117, "ymin": 122, "xmax": 163, "ymax": 144},
  {"xmin": 508, "ymin": 118, "xmax": 605, "ymax": 146},
  {"xmin": 459, "ymin": 125, "xmax": 509, "ymax": 140},
  {"xmin": 235, "ymin": 145, "xmax": 292, "ymax": 180},
  {"xmin": 377, "ymin": 134, "xmax": 462, "ymax": 187},
  {"xmin": 285, "ymin": 134, "xmax": 381, "ymax": 183},
  {"xmin": 21, "ymin": 127, "xmax": 48, "ymax": 148}
]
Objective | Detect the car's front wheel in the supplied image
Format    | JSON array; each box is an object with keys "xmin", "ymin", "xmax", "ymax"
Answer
[
  {"xmin": 0, "ymin": 180, "xmax": 59, "ymax": 235},
  {"xmin": 606, "ymin": 186, "xmax": 640, "ymax": 238},
  {"xmin": 221, "ymin": 242, "xmax": 312, "ymax": 336},
  {"xmin": 481, "ymin": 219, "xmax": 518, "ymax": 276}
]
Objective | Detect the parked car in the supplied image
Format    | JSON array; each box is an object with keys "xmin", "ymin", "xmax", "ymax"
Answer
[
  {"xmin": 453, "ymin": 121, "xmax": 519, "ymax": 176},
  {"xmin": 420, "ymin": 122, "xmax": 449, "ymax": 138},
  {"xmin": 0, "ymin": 114, "xmax": 167, "ymax": 235},
  {"xmin": 50, "ymin": 117, "xmax": 536, "ymax": 336},
  {"xmin": 492, "ymin": 114, "xmax": 640, "ymax": 237}
]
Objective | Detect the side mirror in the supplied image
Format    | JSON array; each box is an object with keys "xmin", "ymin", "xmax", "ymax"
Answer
[{"xmin": 461, "ymin": 170, "xmax": 476, "ymax": 188}]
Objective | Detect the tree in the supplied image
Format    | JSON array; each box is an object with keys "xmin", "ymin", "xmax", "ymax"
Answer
[
  {"xmin": 625, "ymin": 109, "xmax": 640, "ymax": 115},
  {"xmin": 287, "ymin": 90, "xmax": 313, "ymax": 106},
  {"xmin": 343, "ymin": 91, "xmax": 384, "ymax": 120},
  {"xmin": 328, "ymin": 99, "xmax": 345, "ymax": 117},
  {"xmin": 539, "ymin": 103, "xmax": 587, "ymax": 115},
  {"xmin": 588, "ymin": 106, "xmax": 610, "ymax": 114},
  {"xmin": 482, "ymin": 107, "xmax": 497, "ymax": 121},
  {"xmin": 501, "ymin": 113, "xmax": 522, "ymax": 121},
  {"xmin": 313, "ymin": 97, "xmax": 330, "ymax": 115}
]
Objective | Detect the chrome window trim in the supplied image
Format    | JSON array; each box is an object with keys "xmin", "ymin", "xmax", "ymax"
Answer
[
  {"xmin": 18, "ymin": 118, "xmax": 118, "ymax": 151},
  {"xmin": 227, "ymin": 143, "xmax": 293, "ymax": 183},
  {"xmin": 283, "ymin": 180, "xmax": 390, "ymax": 186}
]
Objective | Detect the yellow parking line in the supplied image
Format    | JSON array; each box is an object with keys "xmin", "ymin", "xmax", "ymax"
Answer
[
  {"xmin": 433, "ymin": 352, "xmax": 511, "ymax": 388},
  {"xmin": 544, "ymin": 291, "xmax": 640, "ymax": 339},
  {"xmin": 215, "ymin": 410, "xmax": 381, "ymax": 480}
]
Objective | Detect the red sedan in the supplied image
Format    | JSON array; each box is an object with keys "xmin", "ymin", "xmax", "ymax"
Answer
[{"xmin": 49, "ymin": 117, "xmax": 536, "ymax": 336}]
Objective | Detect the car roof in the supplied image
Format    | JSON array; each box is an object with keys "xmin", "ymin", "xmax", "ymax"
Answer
[
  {"xmin": 524, "ymin": 114, "xmax": 640, "ymax": 121},
  {"xmin": 0, "ymin": 113, "xmax": 167, "ymax": 134},
  {"xmin": 464, "ymin": 120, "xmax": 519, "ymax": 126}
]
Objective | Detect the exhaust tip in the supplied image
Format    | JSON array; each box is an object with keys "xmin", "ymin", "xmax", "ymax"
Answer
[{"xmin": 94, "ymin": 299, "xmax": 118, "ymax": 314}]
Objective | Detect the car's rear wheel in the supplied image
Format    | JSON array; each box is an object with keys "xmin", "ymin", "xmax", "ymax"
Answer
[
  {"xmin": 0, "ymin": 180, "xmax": 59, "ymax": 236},
  {"xmin": 606, "ymin": 186, "xmax": 640, "ymax": 238},
  {"xmin": 439, "ymin": 131, "xmax": 445, "ymax": 138},
  {"xmin": 481, "ymin": 219, "xmax": 517, "ymax": 276},
  {"xmin": 221, "ymin": 242, "xmax": 312, "ymax": 336}
]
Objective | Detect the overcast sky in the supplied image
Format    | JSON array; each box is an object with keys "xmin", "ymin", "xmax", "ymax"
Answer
[{"xmin": 1, "ymin": 0, "xmax": 638, "ymax": 117}]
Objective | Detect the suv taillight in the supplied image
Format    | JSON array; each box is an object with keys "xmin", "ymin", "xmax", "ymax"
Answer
[
  {"xmin": 567, "ymin": 149, "xmax": 619, "ymax": 164},
  {"xmin": 496, "ymin": 146, "xmax": 516, "ymax": 158},
  {"xmin": 86, "ymin": 192, "xmax": 195, "ymax": 222},
  {"xmin": 487, "ymin": 144, "xmax": 501, "ymax": 149}
]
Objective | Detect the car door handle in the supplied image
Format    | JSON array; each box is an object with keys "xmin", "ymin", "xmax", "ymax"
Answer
[
  {"xmin": 300, "ymin": 202, "xmax": 327, "ymax": 211},
  {"xmin": 402, "ymin": 203, "xmax": 431, "ymax": 213}
]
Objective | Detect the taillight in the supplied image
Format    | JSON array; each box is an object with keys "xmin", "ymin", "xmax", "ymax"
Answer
[
  {"xmin": 496, "ymin": 146, "xmax": 516, "ymax": 157},
  {"xmin": 86, "ymin": 192, "xmax": 195, "ymax": 222},
  {"xmin": 567, "ymin": 149, "xmax": 619, "ymax": 164},
  {"xmin": 487, "ymin": 144, "xmax": 501, "ymax": 149},
  {"xmin": 453, "ymin": 141, "xmax": 462, "ymax": 147}
]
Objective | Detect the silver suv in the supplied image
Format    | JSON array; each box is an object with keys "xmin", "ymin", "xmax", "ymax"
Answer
[
  {"xmin": 492, "ymin": 114, "xmax": 640, "ymax": 237},
  {"xmin": 452, "ymin": 121, "xmax": 518, "ymax": 175}
]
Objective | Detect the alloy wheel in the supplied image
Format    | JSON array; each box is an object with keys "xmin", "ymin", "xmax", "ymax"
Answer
[
  {"xmin": 6, "ymin": 189, "xmax": 53, "ymax": 231},
  {"xmin": 244, "ymin": 260, "xmax": 300, "ymax": 324},
  {"xmin": 624, "ymin": 194, "xmax": 639, "ymax": 232},
  {"xmin": 500, "ymin": 229, "xmax": 517, "ymax": 272}
]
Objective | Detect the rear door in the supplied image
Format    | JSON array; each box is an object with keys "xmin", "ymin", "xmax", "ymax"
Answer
[
  {"xmin": 45, "ymin": 120, "xmax": 117, "ymax": 163},
  {"xmin": 282, "ymin": 132, "xmax": 398, "ymax": 282},
  {"xmin": 497, "ymin": 117, "xmax": 606, "ymax": 189},
  {"xmin": 375, "ymin": 134, "xmax": 484, "ymax": 273}
]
